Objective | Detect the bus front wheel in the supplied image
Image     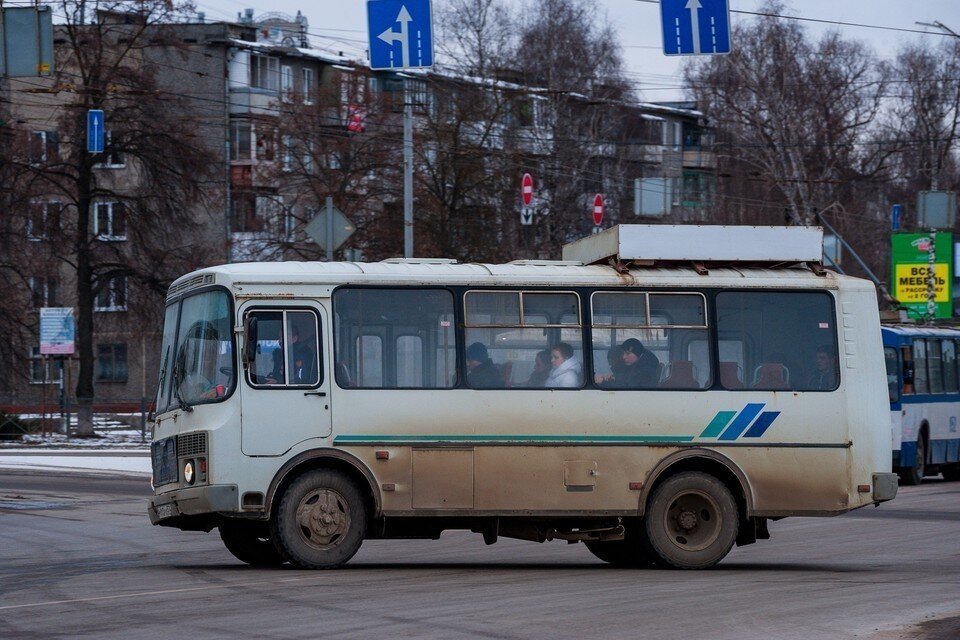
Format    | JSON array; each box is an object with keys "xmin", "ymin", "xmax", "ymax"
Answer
[
  {"xmin": 644, "ymin": 471, "xmax": 738, "ymax": 570},
  {"xmin": 270, "ymin": 470, "xmax": 367, "ymax": 569},
  {"xmin": 219, "ymin": 519, "xmax": 285, "ymax": 566}
]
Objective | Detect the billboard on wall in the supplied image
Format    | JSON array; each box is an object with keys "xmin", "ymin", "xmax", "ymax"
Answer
[{"xmin": 891, "ymin": 232, "xmax": 953, "ymax": 319}]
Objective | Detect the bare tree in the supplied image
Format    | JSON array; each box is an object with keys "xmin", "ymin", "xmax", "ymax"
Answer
[
  {"xmin": 4, "ymin": 1, "xmax": 219, "ymax": 435},
  {"xmin": 685, "ymin": 0, "xmax": 888, "ymax": 226}
]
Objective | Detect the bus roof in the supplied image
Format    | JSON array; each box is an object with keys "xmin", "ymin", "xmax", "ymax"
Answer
[
  {"xmin": 882, "ymin": 325, "xmax": 960, "ymax": 343},
  {"xmin": 168, "ymin": 259, "xmax": 875, "ymax": 300}
]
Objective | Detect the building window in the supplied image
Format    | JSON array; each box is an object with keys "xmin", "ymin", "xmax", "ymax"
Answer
[
  {"xmin": 96, "ymin": 343, "xmax": 128, "ymax": 382},
  {"xmin": 30, "ymin": 130, "xmax": 59, "ymax": 164},
  {"xmin": 281, "ymin": 65, "xmax": 294, "ymax": 102},
  {"xmin": 94, "ymin": 130, "xmax": 125, "ymax": 168},
  {"xmin": 27, "ymin": 200, "xmax": 59, "ymax": 241},
  {"xmin": 29, "ymin": 346, "xmax": 63, "ymax": 384},
  {"xmin": 250, "ymin": 54, "xmax": 280, "ymax": 91},
  {"xmin": 303, "ymin": 140, "xmax": 314, "ymax": 172},
  {"xmin": 95, "ymin": 276, "xmax": 127, "ymax": 312},
  {"xmin": 281, "ymin": 135, "xmax": 293, "ymax": 172},
  {"xmin": 230, "ymin": 119, "xmax": 253, "ymax": 161},
  {"xmin": 302, "ymin": 67, "xmax": 314, "ymax": 104},
  {"xmin": 255, "ymin": 124, "xmax": 276, "ymax": 162},
  {"xmin": 408, "ymin": 79, "xmax": 429, "ymax": 115},
  {"xmin": 231, "ymin": 192, "xmax": 282, "ymax": 233},
  {"xmin": 29, "ymin": 276, "xmax": 61, "ymax": 307},
  {"xmin": 94, "ymin": 202, "xmax": 127, "ymax": 241}
]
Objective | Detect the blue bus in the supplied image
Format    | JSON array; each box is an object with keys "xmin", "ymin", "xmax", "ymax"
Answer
[{"xmin": 882, "ymin": 325, "xmax": 960, "ymax": 484}]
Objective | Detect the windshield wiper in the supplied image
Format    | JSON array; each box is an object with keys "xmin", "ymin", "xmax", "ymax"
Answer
[{"xmin": 171, "ymin": 359, "xmax": 194, "ymax": 413}]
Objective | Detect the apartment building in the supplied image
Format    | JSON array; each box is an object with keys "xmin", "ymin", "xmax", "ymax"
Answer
[{"xmin": 0, "ymin": 8, "xmax": 714, "ymax": 412}]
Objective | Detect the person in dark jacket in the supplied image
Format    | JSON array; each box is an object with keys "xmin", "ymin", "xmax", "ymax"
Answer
[
  {"xmin": 465, "ymin": 342, "xmax": 503, "ymax": 388},
  {"xmin": 615, "ymin": 338, "xmax": 660, "ymax": 388}
]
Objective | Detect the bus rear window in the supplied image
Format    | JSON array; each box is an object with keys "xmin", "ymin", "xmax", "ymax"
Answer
[{"xmin": 716, "ymin": 291, "xmax": 839, "ymax": 392}]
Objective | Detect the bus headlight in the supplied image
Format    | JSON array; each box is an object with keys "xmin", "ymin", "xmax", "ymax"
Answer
[{"xmin": 184, "ymin": 460, "xmax": 195, "ymax": 485}]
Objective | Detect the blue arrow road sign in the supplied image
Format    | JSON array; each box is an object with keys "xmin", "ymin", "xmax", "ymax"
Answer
[
  {"xmin": 87, "ymin": 109, "xmax": 104, "ymax": 153},
  {"xmin": 367, "ymin": 0, "xmax": 434, "ymax": 70},
  {"xmin": 660, "ymin": 0, "xmax": 731, "ymax": 56}
]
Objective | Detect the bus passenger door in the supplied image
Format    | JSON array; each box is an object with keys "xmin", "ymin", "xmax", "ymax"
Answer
[{"xmin": 240, "ymin": 302, "xmax": 332, "ymax": 456}]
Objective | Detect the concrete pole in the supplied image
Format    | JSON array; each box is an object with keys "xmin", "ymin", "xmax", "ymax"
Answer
[{"xmin": 403, "ymin": 78, "xmax": 414, "ymax": 258}]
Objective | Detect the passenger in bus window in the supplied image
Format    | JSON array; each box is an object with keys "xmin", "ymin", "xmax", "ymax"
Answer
[
  {"xmin": 265, "ymin": 348, "xmax": 285, "ymax": 384},
  {"xmin": 617, "ymin": 338, "xmax": 660, "ymax": 388},
  {"xmin": 525, "ymin": 349, "xmax": 552, "ymax": 387},
  {"xmin": 465, "ymin": 342, "xmax": 502, "ymax": 388},
  {"xmin": 596, "ymin": 345, "xmax": 626, "ymax": 387},
  {"xmin": 545, "ymin": 343, "xmax": 581, "ymax": 388},
  {"xmin": 808, "ymin": 345, "xmax": 837, "ymax": 390}
]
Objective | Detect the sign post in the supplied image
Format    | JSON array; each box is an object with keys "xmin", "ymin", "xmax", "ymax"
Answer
[
  {"xmin": 367, "ymin": 0, "xmax": 434, "ymax": 258},
  {"xmin": 891, "ymin": 232, "xmax": 953, "ymax": 319},
  {"xmin": 659, "ymin": 0, "xmax": 731, "ymax": 56}
]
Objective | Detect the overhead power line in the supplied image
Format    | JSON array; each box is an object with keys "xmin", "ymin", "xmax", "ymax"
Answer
[{"xmin": 631, "ymin": 0, "xmax": 958, "ymax": 37}]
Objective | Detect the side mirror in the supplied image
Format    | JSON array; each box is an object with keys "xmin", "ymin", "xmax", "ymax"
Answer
[{"xmin": 245, "ymin": 316, "xmax": 259, "ymax": 366}]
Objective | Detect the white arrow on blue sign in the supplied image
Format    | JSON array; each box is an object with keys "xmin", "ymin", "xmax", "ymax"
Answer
[
  {"xmin": 87, "ymin": 109, "xmax": 105, "ymax": 153},
  {"xmin": 660, "ymin": 0, "xmax": 731, "ymax": 56},
  {"xmin": 367, "ymin": 0, "xmax": 434, "ymax": 70}
]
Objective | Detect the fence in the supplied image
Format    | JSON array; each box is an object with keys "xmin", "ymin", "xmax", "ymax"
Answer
[{"xmin": 0, "ymin": 395, "xmax": 154, "ymax": 443}]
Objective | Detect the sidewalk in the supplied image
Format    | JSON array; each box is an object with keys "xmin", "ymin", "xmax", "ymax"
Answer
[{"xmin": 0, "ymin": 448, "xmax": 151, "ymax": 477}]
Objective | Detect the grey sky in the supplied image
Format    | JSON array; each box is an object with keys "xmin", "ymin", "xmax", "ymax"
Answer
[{"xmin": 191, "ymin": 0, "xmax": 960, "ymax": 101}]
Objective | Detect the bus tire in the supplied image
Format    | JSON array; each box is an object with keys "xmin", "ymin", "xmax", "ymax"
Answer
[
  {"xmin": 219, "ymin": 519, "xmax": 285, "ymax": 566},
  {"xmin": 644, "ymin": 471, "xmax": 738, "ymax": 570},
  {"xmin": 584, "ymin": 527, "xmax": 657, "ymax": 568},
  {"xmin": 270, "ymin": 469, "xmax": 366, "ymax": 569},
  {"xmin": 900, "ymin": 434, "xmax": 926, "ymax": 486}
]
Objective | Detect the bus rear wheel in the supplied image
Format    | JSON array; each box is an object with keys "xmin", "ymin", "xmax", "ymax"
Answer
[
  {"xmin": 219, "ymin": 519, "xmax": 285, "ymax": 566},
  {"xmin": 899, "ymin": 435, "xmax": 926, "ymax": 486},
  {"xmin": 644, "ymin": 472, "xmax": 738, "ymax": 570},
  {"xmin": 270, "ymin": 469, "xmax": 366, "ymax": 569}
]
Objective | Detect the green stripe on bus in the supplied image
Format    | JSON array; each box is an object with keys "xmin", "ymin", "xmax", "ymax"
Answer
[
  {"xmin": 699, "ymin": 411, "xmax": 737, "ymax": 438},
  {"xmin": 333, "ymin": 434, "xmax": 696, "ymax": 444}
]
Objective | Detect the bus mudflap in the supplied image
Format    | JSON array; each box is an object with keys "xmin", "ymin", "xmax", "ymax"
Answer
[{"xmin": 872, "ymin": 473, "xmax": 898, "ymax": 504}]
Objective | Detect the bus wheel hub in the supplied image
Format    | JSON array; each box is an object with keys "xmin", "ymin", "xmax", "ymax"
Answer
[
  {"xmin": 677, "ymin": 511, "xmax": 698, "ymax": 531},
  {"xmin": 296, "ymin": 489, "xmax": 350, "ymax": 548}
]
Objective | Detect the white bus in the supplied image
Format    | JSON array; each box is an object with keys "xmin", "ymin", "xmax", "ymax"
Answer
[{"xmin": 149, "ymin": 225, "xmax": 897, "ymax": 570}]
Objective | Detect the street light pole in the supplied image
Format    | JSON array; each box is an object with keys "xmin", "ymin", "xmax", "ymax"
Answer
[{"xmin": 403, "ymin": 77, "xmax": 414, "ymax": 258}]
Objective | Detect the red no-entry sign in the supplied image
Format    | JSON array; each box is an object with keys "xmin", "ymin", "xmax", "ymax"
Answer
[
  {"xmin": 521, "ymin": 173, "xmax": 534, "ymax": 207},
  {"xmin": 592, "ymin": 193, "xmax": 604, "ymax": 226}
]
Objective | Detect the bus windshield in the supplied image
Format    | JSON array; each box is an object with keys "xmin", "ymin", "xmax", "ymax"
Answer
[{"xmin": 156, "ymin": 289, "xmax": 234, "ymax": 413}]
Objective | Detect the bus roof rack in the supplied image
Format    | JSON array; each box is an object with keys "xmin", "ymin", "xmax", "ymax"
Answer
[
  {"xmin": 562, "ymin": 224, "xmax": 824, "ymax": 273},
  {"xmin": 381, "ymin": 258, "xmax": 459, "ymax": 265}
]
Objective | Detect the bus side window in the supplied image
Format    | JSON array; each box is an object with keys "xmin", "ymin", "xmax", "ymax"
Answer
[
  {"xmin": 912, "ymin": 339, "xmax": 928, "ymax": 394},
  {"xmin": 942, "ymin": 340, "xmax": 958, "ymax": 393},
  {"xmin": 901, "ymin": 346, "xmax": 914, "ymax": 395},
  {"xmin": 927, "ymin": 339, "xmax": 944, "ymax": 394},
  {"xmin": 884, "ymin": 347, "xmax": 901, "ymax": 403}
]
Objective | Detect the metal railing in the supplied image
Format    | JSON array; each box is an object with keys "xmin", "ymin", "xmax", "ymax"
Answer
[{"xmin": 0, "ymin": 395, "xmax": 154, "ymax": 443}]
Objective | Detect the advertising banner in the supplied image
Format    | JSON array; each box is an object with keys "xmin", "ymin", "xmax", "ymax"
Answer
[
  {"xmin": 891, "ymin": 232, "xmax": 953, "ymax": 319},
  {"xmin": 40, "ymin": 307, "xmax": 75, "ymax": 355}
]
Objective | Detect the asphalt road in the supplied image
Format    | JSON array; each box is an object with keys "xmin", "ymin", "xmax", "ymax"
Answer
[{"xmin": 1, "ymin": 471, "xmax": 958, "ymax": 640}]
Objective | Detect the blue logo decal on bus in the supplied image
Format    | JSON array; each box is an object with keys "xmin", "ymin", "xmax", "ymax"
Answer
[{"xmin": 700, "ymin": 404, "xmax": 781, "ymax": 440}]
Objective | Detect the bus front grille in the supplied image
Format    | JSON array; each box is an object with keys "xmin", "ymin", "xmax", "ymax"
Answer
[{"xmin": 177, "ymin": 432, "xmax": 208, "ymax": 458}]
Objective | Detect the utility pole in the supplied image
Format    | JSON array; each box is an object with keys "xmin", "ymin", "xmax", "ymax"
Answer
[{"xmin": 403, "ymin": 77, "xmax": 413, "ymax": 258}]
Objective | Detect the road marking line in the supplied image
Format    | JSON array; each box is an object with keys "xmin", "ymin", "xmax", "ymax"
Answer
[
  {"xmin": 675, "ymin": 18, "xmax": 681, "ymax": 51},
  {"xmin": 0, "ymin": 576, "xmax": 319, "ymax": 611}
]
